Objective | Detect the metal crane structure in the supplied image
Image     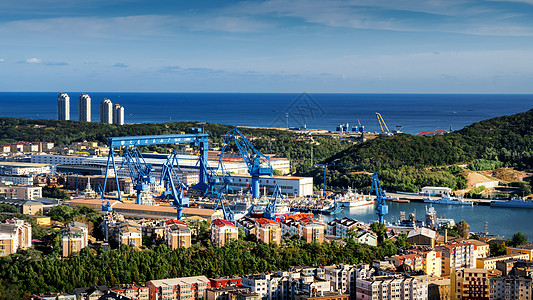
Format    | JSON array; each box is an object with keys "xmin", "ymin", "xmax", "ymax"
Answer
[
  {"xmin": 159, "ymin": 150, "xmax": 189, "ymax": 220},
  {"xmin": 218, "ymin": 126, "xmax": 273, "ymax": 199},
  {"xmin": 315, "ymin": 161, "xmax": 361, "ymax": 198},
  {"xmin": 100, "ymin": 128, "xmax": 211, "ymax": 207},
  {"xmin": 97, "ymin": 184, "xmax": 113, "ymax": 212},
  {"xmin": 121, "ymin": 146, "xmax": 156, "ymax": 205},
  {"xmin": 370, "ymin": 172, "xmax": 388, "ymax": 224},
  {"xmin": 375, "ymin": 112, "xmax": 391, "ymax": 135},
  {"xmin": 214, "ymin": 191, "xmax": 235, "ymax": 222},
  {"xmin": 264, "ymin": 184, "xmax": 283, "ymax": 220}
]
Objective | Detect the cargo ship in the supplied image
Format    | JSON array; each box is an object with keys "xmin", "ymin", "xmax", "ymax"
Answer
[
  {"xmin": 423, "ymin": 193, "xmax": 473, "ymax": 205},
  {"xmin": 490, "ymin": 198, "xmax": 533, "ymax": 208}
]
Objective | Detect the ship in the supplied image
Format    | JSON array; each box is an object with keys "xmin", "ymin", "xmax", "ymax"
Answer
[
  {"xmin": 423, "ymin": 193, "xmax": 473, "ymax": 205},
  {"xmin": 320, "ymin": 200, "xmax": 343, "ymax": 215},
  {"xmin": 336, "ymin": 188, "xmax": 375, "ymax": 207},
  {"xmin": 490, "ymin": 198, "xmax": 533, "ymax": 208}
]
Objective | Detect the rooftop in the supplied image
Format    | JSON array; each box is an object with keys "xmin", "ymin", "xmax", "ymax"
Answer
[{"xmin": 149, "ymin": 275, "xmax": 210, "ymax": 287}]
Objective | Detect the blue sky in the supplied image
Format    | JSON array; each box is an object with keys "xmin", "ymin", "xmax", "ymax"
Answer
[{"xmin": 1, "ymin": 0, "xmax": 533, "ymax": 93}]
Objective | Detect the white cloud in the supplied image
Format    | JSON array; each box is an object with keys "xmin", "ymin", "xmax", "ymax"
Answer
[
  {"xmin": 25, "ymin": 57, "xmax": 42, "ymax": 63},
  {"xmin": 0, "ymin": 58, "xmax": 4, "ymax": 62}
]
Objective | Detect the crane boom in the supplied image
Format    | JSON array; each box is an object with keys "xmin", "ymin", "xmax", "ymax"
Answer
[
  {"xmin": 375, "ymin": 112, "xmax": 390, "ymax": 134},
  {"xmin": 160, "ymin": 150, "xmax": 189, "ymax": 220},
  {"xmin": 370, "ymin": 172, "xmax": 389, "ymax": 224},
  {"xmin": 121, "ymin": 147, "xmax": 155, "ymax": 205}
]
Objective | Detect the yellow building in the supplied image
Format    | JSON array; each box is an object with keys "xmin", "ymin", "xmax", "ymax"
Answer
[
  {"xmin": 507, "ymin": 244, "xmax": 533, "ymax": 260},
  {"xmin": 476, "ymin": 253, "xmax": 529, "ymax": 270},
  {"xmin": 466, "ymin": 239, "xmax": 490, "ymax": 259},
  {"xmin": 407, "ymin": 249, "xmax": 442, "ymax": 277},
  {"xmin": 164, "ymin": 219, "xmax": 191, "ymax": 249},
  {"xmin": 452, "ymin": 268, "xmax": 489, "ymax": 300},
  {"xmin": 211, "ymin": 219, "xmax": 239, "ymax": 247},
  {"xmin": 61, "ymin": 221, "xmax": 88, "ymax": 257},
  {"xmin": 255, "ymin": 218, "xmax": 281, "ymax": 245},
  {"xmin": 0, "ymin": 218, "xmax": 32, "ymax": 256}
]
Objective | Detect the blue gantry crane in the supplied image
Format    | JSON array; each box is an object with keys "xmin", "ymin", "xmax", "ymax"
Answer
[
  {"xmin": 370, "ymin": 172, "xmax": 388, "ymax": 224},
  {"xmin": 121, "ymin": 146, "xmax": 156, "ymax": 205},
  {"xmin": 214, "ymin": 191, "xmax": 235, "ymax": 222},
  {"xmin": 218, "ymin": 127, "xmax": 272, "ymax": 199},
  {"xmin": 160, "ymin": 150, "xmax": 189, "ymax": 220}
]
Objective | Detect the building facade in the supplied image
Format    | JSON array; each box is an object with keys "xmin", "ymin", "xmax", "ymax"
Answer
[
  {"xmin": 61, "ymin": 221, "xmax": 88, "ymax": 257},
  {"xmin": 57, "ymin": 92, "xmax": 70, "ymax": 121},
  {"xmin": 355, "ymin": 275, "xmax": 428, "ymax": 300},
  {"xmin": 490, "ymin": 276, "xmax": 532, "ymax": 300},
  {"xmin": 100, "ymin": 98, "xmax": 113, "ymax": 124},
  {"xmin": 435, "ymin": 242, "xmax": 476, "ymax": 276},
  {"xmin": 211, "ymin": 219, "xmax": 239, "ymax": 247},
  {"xmin": 113, "ymin": 104, "xmax": 124, "ymax": 125},
  {"xmin": 79, "ymin": 93, "xmax": 91, "ymax": 122},
  {"xmin": 255, "ymin": 218, "xmax": 281, "ymax": 245},
  {"xmin": 146, "ymin": 275, "xmax": 211, "ymax": 300},
  {"xmin": 452, "ymin": 268, "xmax": 489, "ymax": 300},
  {"xmin": 0, "ymin": 218, "xmax": 32, "ymax": 256}
]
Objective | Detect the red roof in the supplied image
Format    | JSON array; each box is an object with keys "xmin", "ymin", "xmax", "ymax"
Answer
[
  {"xmin": 212, "ymin": 219, "xmax": 236, "ymax": 227},
  {"xmin": 416, "ymin": 132, "xmax": 437, "ymax": 136},
  {"xmin": 256, "ymin": 218, "xmax": 279, "ymax": 226},
  {"xmin": 434, "ymin": 130, "xmax": 449, "ymax": 133},
  {"xmin": 165, "ymin": 219, "xmax": 187, "ymax": 226}
]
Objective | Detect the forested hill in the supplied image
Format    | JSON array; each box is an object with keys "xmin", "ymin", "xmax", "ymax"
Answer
[{"xmin": 332, "ymin": 108, "xmax": 533, "ymax": 170}]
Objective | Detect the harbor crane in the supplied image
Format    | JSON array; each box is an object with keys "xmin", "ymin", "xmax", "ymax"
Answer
[
  {"xmin": 370, "ymin": 172, "xmax": 388, "ymax": 224},
  {"xmin": 160, "ymin": 150, "xmax": 189, "ymax": 220},
  {"xmin": 218, "ymin": 126, "xmax": 273, "ymax": 199},
  {"xmin": 214, "ymin": 191, "xmax": 235, "ymax": 222},
  {"xmin": 121, "ymin": 146, "xmax": 156, "ymax": 205},
  {"xmin": 315, "ymin": 160, "xmax": 361, "ymax": 198},
  {"xmin": 264, "ymin": 184, "xmax": 283, "ymax": 220},
  {"xmin": 375, "ymin": 112, "xmax": 391, "ymax": 135}
]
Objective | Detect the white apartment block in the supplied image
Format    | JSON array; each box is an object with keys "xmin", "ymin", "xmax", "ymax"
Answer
[
  {"xmin": 356, "ymin": 275, "xmax": 428, "ymax": 300},
  {"xmin": 78, "ymin": 93, "xmax": 91, "ymax": 122},
  {"xmin": 57, "ymin": 92, "xmax": 70, "ymax": 121}
]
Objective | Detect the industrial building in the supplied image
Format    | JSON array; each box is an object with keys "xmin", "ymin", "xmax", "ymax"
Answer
[
  {"xmin": 0, "ymin": 161, "xmax": 51, "ymax": 175},
  {"xmin": 78, "ymin": 93, "xmax": 91, "ymax": 122},
  {"xmin": 57, "ymin": 92, "xmax": 70, "ymax": 121},
  {"xmin": 227, "ymin": 174, "xmax": 313, "ymax": 197},
  {"xmin": 100, "ymin": 98, "xmax": 113, "ymax": 124}
]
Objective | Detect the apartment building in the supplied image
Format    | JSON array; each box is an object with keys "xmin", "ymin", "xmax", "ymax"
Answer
[
  {"xmin": 147, "ymin": 275, "xmax": 210, "ymax": 300},
  {"xmin": 406, "ymin": 227, "xmax": 438, "ymax": 248},
  {"xmin": 0, "ymin": 184, "xmax": 42, "ymax": 200},
  {"xmin": 242, "ymin": 271, "xmax": 330, "ymax": 300},
  {"xmin": 255, "ymin": 218, "xmax": 281, "ymax": 245},
  {"xmin": 0, "ymin": 198, "xmax": 44, "ymax": 215},
  {"xmin": 435, "ymin": 242, "xmax": 476, "ymax": 276},
  {"xmin": 507, "ymin": 244, "xmax": 533, "ymax": 261},
  {"xmin": 428, "ymin": 278, "xmax": 450, "ymax": 300},
  {"xmin": 61, "ymin": 221, "xmax": 88, "ymax": 257},
  {"xmin": 119, "ymin": 222, "xmax": 142, "ymax": 248},
  {"xmin": 211, "ymin": 219, "xmax": 239, "ymax": 247},
  {"xmin": 165, "ymin": 219, "xmax": 191, "ymax": 249},
  {"xmin": 490, "ymin": 276, "xmax": 532, "ymax": 300},
  {"xmin": 390, "ymin": 254, "xmax": 424, "ymax": 272},
  {"xmin": 477, "ymin": 253, "xmax": 530, "ymax": 270},
  {"xmin": 452, "ymin": 268, "xmax": 489, "ymax": 300},
  {"xmin": 405, "ymin": 247, "xmax": 442, "ymax": 277},
  {"xmin": 0, "ymin": 218, "xmax": 32, "ymax": 256},
  {"xmin": 110, "ymin": 284, "xmax": 149, "ymax": 300},
  {"xmin": 326, "ymin": 217, "xmax": 367, "ymax": 239},
  {"xmin": 324, "ymin": 264, "xmax": 356, "ymax": 295},
  {"xmin": 355, "ymin": 274, "xmax": 428, "ymax": 300},
  {"xmin": 236, "ymin": 217, "xmax": 257, "ymax": 237},
  {"xmin": 298, "ymin": 218, "xmax": 325, "ymax": 243}
]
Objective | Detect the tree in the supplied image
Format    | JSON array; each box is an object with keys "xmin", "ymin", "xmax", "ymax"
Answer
[
  {"xmin": 509, "ymin": 232, "xmax": 528, "ymax": 246},
  {"xmin": 369, "ymin": 222, "xmax": 387, "ymax": 243},
  {"xmin": 456, "ymin": 220, "xmax": 470, "ymax": 239},
  {"xmin": 490, "ymin": 242, "xmax": 507, "ymax": 256}
]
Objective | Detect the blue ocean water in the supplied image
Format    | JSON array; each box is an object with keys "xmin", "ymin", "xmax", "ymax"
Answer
[{"xmin": 0, "ymin": 92, "xmax": 532, "ymax": 134}]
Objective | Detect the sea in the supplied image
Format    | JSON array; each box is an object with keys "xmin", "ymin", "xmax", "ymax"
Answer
[{"xmin": 1, "ymin": 92, "xmax": 533, "ymax": 238}]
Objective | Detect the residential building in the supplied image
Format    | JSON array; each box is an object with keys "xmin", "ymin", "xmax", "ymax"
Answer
[
  {"xmin": 0, "ymin": 185, "xmax": 42, "ymax": 200},
  {"xmin": 0, "ymin": 198, "xmax": 44, "ymax": 215},
  {"xmin": 354, "ymin": 230, "xmax": 378, "ymax": 247},
  {"xmin": 390, "ymin": 254, "xmax": 424, "ymax": 272},
  {"xmin": 507, "ymin": 244, "xmax": 533, "ymax": 260},
  {"xmin": 490, "ymin": 276, "xmax": 532, "ymax": 300},
  {"xmin": 428, "ymin": 278, "xmax": 450, "ymax": 300},
  {"xmin": 324, "ymin": 264, "xmax": 355, "ymax": 295},
  {"xmin": 206, "ymin": 286, "xmax": 255, "ymax": 300},
  {"xmin": 326, "ymin": 217, "xmax": 367, "ymax": 239},
  {"xmin": 452, "ymin": 268, "xmax": 489, "ymax": 300},
  {"xmin": 211, "ymin": 219, "xmax": 239, "ymax": 247},
  {"xmin": 146, "ymin": 275, "xmax": 210, "ymax": 300},
  {"xmin": 100, "ymin": 98, "xmax": 113, "ymax": 124},
  {"xmin": 435, "ymin": 242, "xmax": 476, "ymax": 276},
  {"xmin": 405, "ymin": 247, "xmax": 442, "ymax": 277},
  {"xmin": 57, "ymin": 92, "xmax": 70, "ymax": 121},
  {"xmin": 355, "ymin": 274, "xmax": 428, "ymax": 300},
  {"xmin": 119, "ymin": 222, "xmax": 142, "ymax": 248},
  {"xmin": 295, "ymin": 292, "xmax": 349, "ymax": 300},
  {"xmin": 406, "ymin": 227, "xmax": 438, "ymax": 248},
  {"xmin": 236, "ymin": 217, "xmax": 256, "ymax": 237},
  {"xmin": 109, "ymin": 284, "xmax": 149, "ymax": 300},
  {"xmin": 255, "ymin": 218, "xmax": 281, "ymax": 245},
  {"xmin": 61, "ymin": 221, "xmax": 88, "ymax": 257},
  {"xmin": 164, "ymin": 219, "xmax": 191, "ymax": 249},
  {"xmin": 32, "ymin": 293, "xmax": 77, "ymax": 300},
  {"xmin": 113, "ymin": 104, "xmax": 124, "ymax": 125},
  {"xmin": 0, "ymin": 218, "xmax": 32, "ymax": 256},
  {"xmin": 477, "ymin": 253, "xmax": 529, "ymax": 270},
  {"xmin": 79, "ymin": 93, "xmax": 91, "ymax": 122},
  {"xmin": 466, "ymin": 239, "xmax": 490, "ymax": 259},
  {"xmin": 298, "ymin": 218, "xmax": 325, "ymax": 243},
  {"xmin": 209, "ymin": 277, "xmax": 243, "ymax": 288}
]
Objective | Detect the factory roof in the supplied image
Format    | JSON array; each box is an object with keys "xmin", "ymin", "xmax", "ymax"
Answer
[
  {"xmin": 148, "ymin": 275, "xmax": 210, "ymax": 287},
  {"xmin": 0, "ymin": 162, "xmax": 50, "ymax": 168},
  {"xmin": 407, "ymin": 227, "xmax": 437, "ymax": 239}
]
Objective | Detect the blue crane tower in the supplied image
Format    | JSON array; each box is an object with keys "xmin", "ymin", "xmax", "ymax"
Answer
[
  {"xmin": 218, "ymin": 127, "xmax": 273, "ymax": 199},
  {"xmin": 264, "ymin": 184, "xmax": 283, "ymax": 220},
  {"xmin": 121, "ymin": 146, "xmax": 156, "ymax": 205},
  {"xmin": 214, "ymin": 192, "xmax": 235, "ymax": 222},
  {"xmin": 159, "ymin": 150, "xmax": 189, "ymax": 220},
  {"xmin": 370, "ymin": 172, "xmax": 388, "ymax": 224},
  {"xmin": 100, "ymin": 128, "xmax": 212, "ymax": 210}
]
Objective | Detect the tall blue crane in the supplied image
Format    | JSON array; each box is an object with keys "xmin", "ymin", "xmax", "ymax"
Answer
[
  {"xmin": 160, "ymin": 150, "xmax": 189, "ymax": 220},
  {"xmin": 97, "ymin": 184, "xmax": 113, "ymax": 212},
  {"xmin": 214, "ymin": 192, "xmax": 235, "ymax": 222},
  {"xmin": 264, "ymin": 184, "xmax": 283, "ymax": 220},
  {"xmin": 121, "ymin": 146, "xmax": 156, "ymax": 205},
  {"xmin": 370, "ymin": 172, "xmax": 388, "ymax": 224},
  {"xmin": 219, "ymin": 127, "xmax": 272, "ymax": 199},
  {"xmin": 315, "ymin": 161, "xmax": 361, "ymax": 198}
]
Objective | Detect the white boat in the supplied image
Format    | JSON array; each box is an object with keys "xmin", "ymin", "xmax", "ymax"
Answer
[
  {"xmin": 336, "ymin": 188, "xmax": 375, "ymax": 207},
  {"xmin": 423, "ymin": 193, "xmax": 473, "ymax": 205},
  {"xmin": 491, "ymin": 197, "xmax": 533, "ymax": 208}
]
